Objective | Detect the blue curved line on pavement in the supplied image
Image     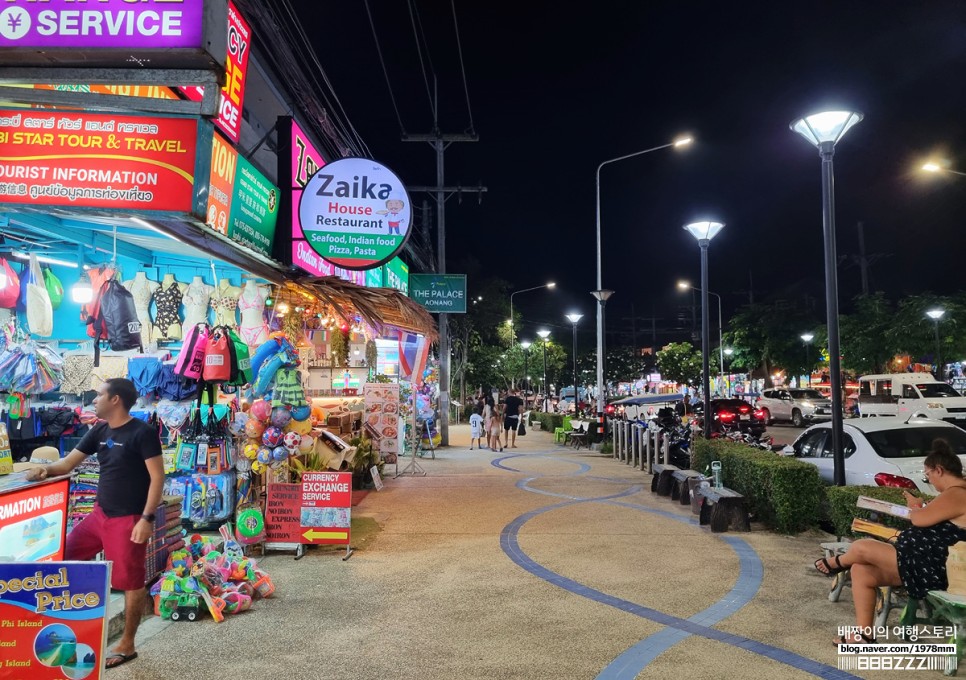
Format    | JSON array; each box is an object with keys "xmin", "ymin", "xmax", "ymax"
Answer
[
  {"xmin": 499, "ymin": 459, "xmax": 860, "ymax": 680},
  {"xmin": 492, "ymin": 453, "xmax": 591, "ymax": 476}
]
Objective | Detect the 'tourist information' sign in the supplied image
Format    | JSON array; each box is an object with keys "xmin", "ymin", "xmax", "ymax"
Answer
[
  {"xmin": 0, "ymin": 561, "xmax": 110, "ymax": 680},
  {"xmin": 0, "ymin": 0, "xmax": 205, "ymax": 50},
  {"xmin": 299, "ymin": 157, "xmax": 412, "ymax": 270},
  {"xmin": 410, "ymin": 274, "xmax": 467, "ymax": 313},
  {"xmin": 0, "ymin": 109, "xmax": 198, "ymax": 212}
]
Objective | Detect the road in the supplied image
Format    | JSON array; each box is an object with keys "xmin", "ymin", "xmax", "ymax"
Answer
[{"xmin": 765, "ymin": 423, "xmax": 805, "ymax": 448}]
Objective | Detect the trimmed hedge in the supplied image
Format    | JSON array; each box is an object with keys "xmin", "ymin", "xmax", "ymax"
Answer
[
  {"xmin": 691, "ymin": 438, "xmax": 825, "ymax": 534},
  {"xmin": 531, "ymin": 413, "xmax": 564, "ymax": 433},
  {"xmin": 825, "ymin": 485, "xmax": 930, "ymax": 538}
]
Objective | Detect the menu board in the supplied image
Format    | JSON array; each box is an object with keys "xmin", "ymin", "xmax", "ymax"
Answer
[{"xmin": 363, "ymin": 383, "xmax": 399, "ymax": 459}]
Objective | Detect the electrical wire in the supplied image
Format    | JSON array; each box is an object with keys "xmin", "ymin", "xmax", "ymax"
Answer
[
  {"xmin": 407, "ymin": 0, "xmax": 437, "ymax": 123},
  {"xmin": 363, "ymin": 0, "xmax": 408, "ymax": 137},
  {"xmin": 450, "ymin": 0, "xmax": 476, "ymax": 134}
]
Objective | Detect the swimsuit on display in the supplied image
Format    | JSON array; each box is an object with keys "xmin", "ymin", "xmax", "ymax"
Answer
[
  {"xmin": 211, "ymin": 295, "xmax": 238, "ymax": 327},
  {"xmin": 61, "ymin": 355, "xmax": 95, "ymax": 396},
  {"xmin": 128, "ymin": 357, "xmax": 164, "ymax": 396},
  {"xmin": 239, "ymin": 325, "xmax": 268, "ymax": 347},
  {"xmin": 153, "ymin": 282, "xmax": 184, "ymax": 339},
  {"xmin": 89, "ymin": 356, "xmax": 129, "ymax": 391},
  {"xmin": 238, "ymin": 286, "xmax": 268, "ymax": 347},
  {"xmin": 896, "ymin": 515, "xmax": 966, "ymax": 599},
  {"xmin": 126, "ymin": 279, "xmax": 156, "ymax": 344},
  {"xmin": 182, "ymin": 281, "xmax": 212, "ymax": 327},
  {"xmin": 238, "ymin": 287, "xmax": 264, "ymax": 311},
  {"xmin": 157, "ymin": 363, "xmax": 198, "ymax": 401}
]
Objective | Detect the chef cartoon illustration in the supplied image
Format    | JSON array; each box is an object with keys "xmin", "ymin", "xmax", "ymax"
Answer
[{"xmin": 376, "ymin": 194, "xmax": 406, "ymax": 235}]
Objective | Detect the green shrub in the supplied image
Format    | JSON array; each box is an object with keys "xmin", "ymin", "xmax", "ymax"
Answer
[
  {"xmin": 531, "ymin": 413, "xmax": 564, "ymax": 432},
  {"xmin": 824, "ymin": 485, "xmax": 929, "ymax": 538},
  {"xmin": 600, "ymin": 441, "xmax": 613, "ymax": 454},
  {"xmin": 691, "ymin": 438, "xmax": 824, "ymax": 534}
]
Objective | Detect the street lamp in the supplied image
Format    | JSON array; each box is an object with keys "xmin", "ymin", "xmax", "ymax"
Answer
[
  {"xmin": 521, "ymin": 340, "xmax": 532, "ymax": 395},
  {"xmin": 595, "ymin": 136, "xmax": 692, "ymax": 435},
  {"xmin": 791, "ymin": 109, "xmax": 863, "ymax": 486},
  {"xmin": 537, "ymin": 329, "xmax": 551, "ymax": 412},
  {"xmin": 723, "ymin": 347, "xmax": 734, "ymax": 396},
  {"xmin": 927, "ymin": 309, "xmax": 945, "ymax": 379},
  {"xmin": 683, "ymin": 221, "xmax": 725, "ymax": 438},
  {"xmin": 678, "ymin": 280, "xmax": 724, "ymax": 385},
  {"xmin": 565, "ymin": 313, "xmax": 583, "ymax": 413},
  {"xmin": 922, "ymin": 162, "xmax": 966, "ymax": 177},
  {"xmin": 801, "ymin": 333, "xmax": 815, "ymax": 387},
  {"xmin": 509, "ymin": 282, "xmax": 556, "ymax": 344}
]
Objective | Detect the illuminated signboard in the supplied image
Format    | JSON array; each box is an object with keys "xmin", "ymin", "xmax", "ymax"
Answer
[
  {"xmin": 0, "ymin": 109, "xmax": 198, "ymax": 212},
  {"xmin": 383, "ymin": 257, "xmax": 409, "ymax": 295}
]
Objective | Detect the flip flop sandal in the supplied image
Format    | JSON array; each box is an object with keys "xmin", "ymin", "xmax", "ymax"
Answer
[
  {"xmin": 814, "ymin": 555, "xmax": 849, "ymax": 577},
  {"xmin": 834, "ymin": 633, "xmax": 876, "ymax": 647},
  {"xmin": 106, "ymin": 652, "xmax": 138, "ymax": 669}
]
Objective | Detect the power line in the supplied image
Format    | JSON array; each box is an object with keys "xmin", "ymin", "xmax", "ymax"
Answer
[
  {"xmin": 450, "ymin": 0, "xmax": 475, "ymax": 134},
  {"xmin": 407, "ymin": 0, "xmax": 437, "ymax": 123},
  {"xmin": 363, "ymin": 0, "xmax": 407, "ymax": 136}
]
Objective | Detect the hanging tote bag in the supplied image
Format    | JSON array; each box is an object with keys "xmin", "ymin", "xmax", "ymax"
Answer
[
  {"xmin": 226, "ymin": 328, "xmax": 252, "ymax": 386},
  {"xmin": 43, "ymin": 267, "xmax": 64, "ymax": 310},
  {"xmin": 202, "ymin": 327, "xmax": 232, "ymax": 383},
  {"xmin": 25, "ymin": 255, "xmax": 53, "ymax": 337},
  {"xmin": 0, "ymin": 257, "xmax": 20, "ymax": 309},
  {"xmin": 175, "ymin": 324, "xmax": 209, "ymax": 380}
]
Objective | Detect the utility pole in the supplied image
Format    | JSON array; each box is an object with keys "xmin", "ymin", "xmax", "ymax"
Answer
[
  {"xmin": 403, "ymin": 132, "xmax": 487, "ymax": 446},
  {"xmin": 857, "ymin": 221, "xmax": 869, "ymax": 296}
]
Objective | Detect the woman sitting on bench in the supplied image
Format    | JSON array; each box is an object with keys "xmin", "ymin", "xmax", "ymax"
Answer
[{"xmin": 814, "ymin": 439, "xmax": 966, "ymax": 644}]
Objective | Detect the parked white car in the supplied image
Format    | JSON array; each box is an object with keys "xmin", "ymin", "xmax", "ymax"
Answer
[
  {"xmin": 781, "ymin": 418, "xmax": 966, "ymax": 493},
  {"xmin": 756, "ymin": 388, "xmax": 832, "ymax": 427}
]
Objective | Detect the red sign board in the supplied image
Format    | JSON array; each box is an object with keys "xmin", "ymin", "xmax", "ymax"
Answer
[
  {"xmin": 179, "ymin": 1, "xmax": 250, "ymax": 143},
  {"xmin": 299, "ymin": 472, "xmax": 351, "ymax": 545},
  {"xmin": 0, "ymin": 479, "xmax": 69, "ymax": 562},
  {"xmin": 0, "ymin": 110, "xmax": 198, "ymax": 212},
  {"xmin": 264, "ymin": 483, "xmax": 302, "ymax": 544}
]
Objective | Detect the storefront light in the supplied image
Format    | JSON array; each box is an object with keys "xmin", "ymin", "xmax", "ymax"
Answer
[
  {"xmin": 71, "ymin": 281, "xmax": 94, "ymax": 303},
  {"xmin": 11, "ymin": 251, "xmax": 79, "ymax": 268}
]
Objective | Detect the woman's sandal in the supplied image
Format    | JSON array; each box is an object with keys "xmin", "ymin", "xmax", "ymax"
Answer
[
  {"xmin": 834, "ymin": 632, "xmax": 876, "ymax": 646},
  {"xmin": 814, "ymin": 555, "xmax": 849, "ymax": 577}
]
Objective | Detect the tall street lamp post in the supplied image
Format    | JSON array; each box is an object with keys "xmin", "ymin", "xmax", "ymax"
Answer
[
  {"xmin": 791, "ymin": 109, "xmax": 863, "ymax": 486},
  {"xmin": 537, "ymin": 330, "xmax": 551, "ymax": 411},
  {"xmin": 565, "ymin": 313, "xmax": 583, "ymax": 412},
  {"xmin": 679, "ymin": 281, "xmax": 724, "ymax": 387},
  {"xmin": 723, "ymin": 347, "xmax": 734, "ymax": 396},
  {"xmin": 521, "ymin": 340, "xmax": 532, "ymax": 397},
  {"xmin": 683, "ymin": 221, "xmax": 725, "ymax": 438},
  {"xmin": 509, "ymin": 282, "xmax": 556, "ymax": 345},
  {"xmin": 801, "ymin": 333, "xmax": 815, "ymax": 387},
  {"xmin": 927, "ymin": 309, "xmax": 945, "ymax": 379},
  {"xmin": 595, "ymin": 136, "xmax": 692, "ymax": 435}
]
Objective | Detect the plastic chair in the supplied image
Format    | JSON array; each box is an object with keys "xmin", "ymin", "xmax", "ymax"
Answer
[{"xmin": 553, "ymin": 427, "xmax": 566, "ymax": 443}]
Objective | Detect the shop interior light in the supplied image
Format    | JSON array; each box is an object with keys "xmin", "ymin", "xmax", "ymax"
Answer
[
  {"xmin": 10, "ymin": 251, "xmax": 79, "ymax": 268},
  {"xmin": 71, "ymin": 281, "xmax": 94, "ymax": 304},
  {"xmin": 276, "ymin": 302, "xmax": 290, "ymax": 315}
]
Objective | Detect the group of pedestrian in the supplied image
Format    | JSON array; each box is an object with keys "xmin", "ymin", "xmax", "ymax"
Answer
[{"xmin": 469, "ymin": 388, "xmax": 525, "ymax": 452}]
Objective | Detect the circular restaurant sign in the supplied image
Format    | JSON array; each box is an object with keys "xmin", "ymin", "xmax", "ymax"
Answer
[{"xmin": 298, "ymin": 157, "xmax": 412, "ymax": 270}]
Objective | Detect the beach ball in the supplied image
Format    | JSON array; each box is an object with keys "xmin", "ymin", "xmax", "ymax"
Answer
[
  {"xmin": 251, "ymin": 460, "xmax": 265, "ymax": 475},
  {"xmin": 283, "ymin": 431, "xmax": 301, "ymax": 452},
  {"xmin": 298, "ymin": 434, "xmax": 314, "ymax": 453},
  {"xmin": 229, "ymin": 412, "xmax": 249, "ymax": 437},
  {"xmin": 243, "ymin": 441, "xmax": 260, "ymax": 460},
  {"xmin": 271, "ymin": 407, "xmax": 292, "ymax": 428},
  {"xmin": 262, "ymin": 426, "xmax": 283, "ymax": 448},
  {"xmin": 284, "ymin": 418, "xmax": 312, "ymax": 436},
  {"xmin": 244, "ymin": 419, "xmax": 265, "ymax": 440},
  {"xmin": 271, "ymin": 445, "xmax": 288, "ymax": 462},
  {"xmin": 291, "ymin": 405, "xmax": 311, "ymax": 421},
  {"xmin": 256, "ymin": 446, "xmax": 272, "ymax": 464},
  {"xmin": 251, "ymin": 399, "xmax": 272, "ymax": 423}
]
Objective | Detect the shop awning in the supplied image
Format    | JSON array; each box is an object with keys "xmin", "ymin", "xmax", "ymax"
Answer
[{"xmin": 291, "ymin": 276, "xmax": 437, "ymax": 341}]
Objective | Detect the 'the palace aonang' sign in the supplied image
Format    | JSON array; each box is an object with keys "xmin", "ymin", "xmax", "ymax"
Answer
[
  {"xmin": 410, "ymin": 274, "xmax": 466, "ymax": 313},
  {"xmin": 298, "ymin": 157, "xmax": 412, "ymax": 271}
]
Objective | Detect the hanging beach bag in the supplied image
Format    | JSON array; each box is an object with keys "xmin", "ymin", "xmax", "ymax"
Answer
[
  {"xmin": 202, "ymin": 327, "xmax": 232, "ymax": 383},
  {"xmin": 175, "ymin": 324, "xmax": 209, "ymax": 381},
  {"xmin": 89, "ymin": 279, "xmax": 142, "ymax": 365},
  {"xmin": 0, "ymin": 258, "xmax": 19, "ymax": 309},
  {"xmin": 43, "ymin": 267, "xmax": 64, "ymax": 310},
  {"xmin": 25, "ymin": 254, "xmax": 53, "ymax": 337},
  {"xmin": 226, "ymin": 328, "xmax": 252, "ymax": 386}
]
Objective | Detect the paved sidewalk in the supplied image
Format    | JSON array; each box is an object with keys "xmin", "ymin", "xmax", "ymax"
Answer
[{"xmin": 109, "ymin": 425, "xmax": 930, "ymax": 679}]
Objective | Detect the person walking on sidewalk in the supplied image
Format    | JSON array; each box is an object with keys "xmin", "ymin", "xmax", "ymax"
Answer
[
  {"xmin": 469, "ymin": 406, "xmax": 485, "ymax": 450},
  {"xmin": 488, "ymin": 405, "xmax": 504, "ymax": 452},
  {"xmin": 503, "ymin": 388, "xmax": 524, "ymax": 448},
  {"xmin": 26, "ymin": 378, "xmax": 164, "ymax": 670}
]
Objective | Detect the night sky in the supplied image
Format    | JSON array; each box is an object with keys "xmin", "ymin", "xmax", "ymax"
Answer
[{"xmin": 295, "ymin": 1, "xmax": 966, "ymax": 350}]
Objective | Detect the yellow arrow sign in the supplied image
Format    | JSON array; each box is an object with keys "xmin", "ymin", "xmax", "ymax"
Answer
[{"xmin": 302, "ymin": 529, "xmax": 348, "ymax": 542}]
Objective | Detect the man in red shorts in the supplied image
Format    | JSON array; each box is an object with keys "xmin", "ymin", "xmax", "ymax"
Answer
[{"xmin": 27, "ymin": 378, "xmax": 164, "ymax": 670}]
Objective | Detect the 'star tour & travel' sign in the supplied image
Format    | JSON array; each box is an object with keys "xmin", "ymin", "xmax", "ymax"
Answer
[
  {"xmin": 0, "ymin": 109, "xmax": 198, "ymax": 212},
  {"xmin": 410, "ymin": 274, "xmax": 467, "ymax": 313},
  {"xmin": 299, "ymin": 157, "xmax": 412, "ymax": 270},
  {"xmin": 0, "ymin": 0, "xmax": 205, "ymax": 50}
]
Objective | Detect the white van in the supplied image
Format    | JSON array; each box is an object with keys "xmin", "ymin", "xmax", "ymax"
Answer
[{"xmin": 858, "ymin": 373, "xmax": 966, "ymax": 426}]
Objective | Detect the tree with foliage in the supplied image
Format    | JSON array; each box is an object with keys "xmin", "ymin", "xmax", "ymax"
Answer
[
  {"xmin": 657, "ymin": 342, "xmax": 702, "ymax": 385},
  {"xmin": 724, "ymin": 302, "xmax": 822, "ymax": 379},
  {"xmin": 837, "ymin": 292, "xmax": 897, "ymax": 374},
  {"xmin": 890, "ymin": 293, "xmax": 966, "ymax": 372}
]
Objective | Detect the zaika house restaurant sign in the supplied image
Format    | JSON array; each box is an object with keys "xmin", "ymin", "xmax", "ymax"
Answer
[
  {"xmin": 0, "ymin": 0, "xmax": 205, "ymax": 50},
  {"xmin": 298, "ymin": 157, "xmax": 412, "ymax": 270},
  {"xmin": 0, "ymin": 109, "xmax": 198, "ymax": 212}
]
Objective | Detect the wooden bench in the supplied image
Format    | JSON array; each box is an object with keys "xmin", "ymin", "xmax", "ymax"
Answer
[
  {"xmin": 650, "ymin": 463, "xmax": 679, "ymax": 496},
  {"xmin": 696, "ymin": 486, "xmax": 749, "ymax": 533},
  {"xmin": 671, "ymin": 469, "xmax": 703, "ymax": 506},
  {"xmin": 567, "ymin": 425, "xmax": 588, "ymax": 450}
]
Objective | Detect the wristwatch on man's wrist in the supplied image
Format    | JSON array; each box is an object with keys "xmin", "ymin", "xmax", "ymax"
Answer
[{"xmin": 141, "ymin": 513, "xmax": 155, "ymax": 522}]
